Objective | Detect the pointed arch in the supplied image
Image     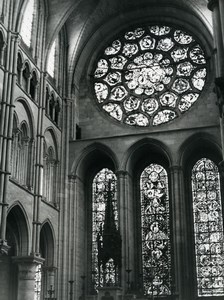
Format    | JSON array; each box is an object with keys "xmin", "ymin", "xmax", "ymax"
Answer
[
  {"xmin": 72, "ymin": 142, "xmax": 119, "ymax": 180},
  {"xmin": 30, "ymin": 69, "xmax": 38, "ymax": 101},
  {"xmin": 124, "ymin": 138, "xmax": 172, "ymax": 175},
  {"xmin": 40, "ymin": 220, "xmax": 55, "ymax": 266},
  {"xmin": 43, "ymin": 128, "xmax": 59, "ymax": 204},
  {"xmin": 7, "ymin": 202, "xmax": 30, "ymax": 256},
  {"xmin": 17, "ymin": 51, "xmax": 24, "ymax": 84},
  {"xmin": 22, "ymin": 61, "xmax": 31, "ymax": 92}
]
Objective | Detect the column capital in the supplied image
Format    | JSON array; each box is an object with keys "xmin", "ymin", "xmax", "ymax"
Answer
[
  {"xmin": 207, "ymin": 0, "xmax": 219, "ymax": 11},
  {"xmin": 116, "ymin": 170, "xmax": 128, "ymax": 177},
  {"xmin": 12, "ymin": 255, "xmax": 45, "ymax": 265},
  {"xmin": 169, "ymin": 165, "xmax": 182, "ymax": 173},
  {"xmin": 0, "ymin": 239, "xmax": 11, "ymax": 255}
]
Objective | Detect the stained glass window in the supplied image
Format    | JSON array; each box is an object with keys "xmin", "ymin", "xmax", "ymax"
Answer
[
  {"xmin": 34, "ymin": 264, "xmax": 42, "ymax": 300},
  {"xmin": 92, "ymin": 168, "xmax": 119, "ymax": 288},
  {"xmin": 20, "ymin": 0, "xmax": 35, "ymax": 47},
  {"xmin": 140, "ymin": 164, "xmax": 171, "ymax": 296},
  {"xmin": 93, "ymin": 25, "xmax": 207, "ymax": 127},
  {"xmin": 191, "ymin": 158, "xmax": 224, "ymax": 296}
]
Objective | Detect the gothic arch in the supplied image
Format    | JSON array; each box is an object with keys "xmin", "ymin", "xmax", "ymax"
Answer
[
  {"xmin": 179, "ymin": 132, "xmax": 222, "ymax": 169},
  {"xmin": 72, "ymin": 142, "xmax": 119, "ymax": 180},
  {"xmin": 40, "ymin": 220, "xmax": 55, "ymax": 266},
  {"xmin": 15, "ymin": 98, "xmax": 35, "ymax": 138},
  {"xmin": 7, "ymin": 202, "xmax": 30, "ymax": 256},
  {"xmin": 44, "ymin": 127, "xmax": 59, "ymax": 160},
  {"xmin": 124, "ymin": 138, "xmax": 172, "ymax": 175},
  {"xmin": 73, "ymin": 1, "xmax": 213, "ymax": 94}
]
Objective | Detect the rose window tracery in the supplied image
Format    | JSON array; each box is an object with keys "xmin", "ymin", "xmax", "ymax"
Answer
[{"xmin": 93, "ymin": 25, "xmax": 207, "ymax": 127}]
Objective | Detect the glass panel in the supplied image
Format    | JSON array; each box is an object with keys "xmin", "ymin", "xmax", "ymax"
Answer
[
  {"xmin": 140, "ymin": 164, "xmax": 171, "ymax": 296},
  {"xmin": 34, "ymin": 264, "xmax": 41, "ymax": 300},
  {"xmin": 192, "ymin": 158, "xmax": 224, "ymax": 296},
  {"xmin": 20, "ymin": 0, "xmax": 35, "ymax": 47},
  {"xmin": 47, "ymin": 40, "xmax": 56, "ymax": 78},
  {"xmin": 92, "ymin": 168, "xmax": 118, "ymax": 288},
  {"xmin": 93, "ymin": 25, "xmax": 207, "ymax": 127}
]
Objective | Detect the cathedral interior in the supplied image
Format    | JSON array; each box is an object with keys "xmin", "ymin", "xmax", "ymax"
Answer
[{"xmin": 0, "ymin": 0, "xmax": 224, "ymax": 299}]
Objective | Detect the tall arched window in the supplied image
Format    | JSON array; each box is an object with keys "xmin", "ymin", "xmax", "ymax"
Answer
[
  {"xmin": 191, "ymin": 158, "xmax": 224, "ymax": 296},
  {"xmin": 140, "ymin": 163, "xmax": 171, "ymax": 296},
  {"xmin": 17, "ymin": 53, "xmax": 23, "ymax": 85},
  {"xmin": 92, "ymin": 168, "xmax": 121, "ymax": 289},
  {"xmin": 20, "ymin": 0, "xmax": 35, "ymax": 47},
  {"xmin": 47, "ymin": 40, "xmax": 56, "ymax": 78},
  {"xmin": 22, "ymin": 63, "xmax": 30, "ymax": 92},
  {"xmin": 43, "ymin": 144, "xmax": 57, "ymax": 204},
  {"xmin": 11, "ymin": 120, "xmax": 33, "ymax": 189},
  {"xmin": 30, "ymin": 71, "xmax": 38, "ymax": 100}
]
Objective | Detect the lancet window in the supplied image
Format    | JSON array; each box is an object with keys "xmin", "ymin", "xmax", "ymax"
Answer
[
  {"xmin": 47, "ymin": 40, "xmax": 56, "ymax": 78},
  {"xmin": 191, "ymin": 158, "xmax": 224, "ymax": 296},
  {"xmin": 20, "ymin": 0, "xmax": 35, "ymax": 47},
  {"xmin": 140, "ymin": 164, "xmax": 172, "ymax": 296},
  {"xmin": 11, "ymin": 120, "xmax": 33, "ymax": 189},
  {"xmin": 92, "ymin": 168, "xmax": 121, "ymax": 289},
  {"xmin": 43, "ymin": 144, "xmax": 57, "ymax": 204}
]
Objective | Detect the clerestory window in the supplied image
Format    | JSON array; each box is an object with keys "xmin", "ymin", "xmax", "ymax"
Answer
[{"xmin": 20, "ymin": 0, "xmax": 35, "ymax": 47}]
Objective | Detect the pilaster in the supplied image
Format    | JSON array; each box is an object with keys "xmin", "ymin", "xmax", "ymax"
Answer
[
  {"xmin": 13, "ymin": 256, "xmax": 45, "ymax": 300},
  {"xmin": 169, "ymin": 165, "xmax": 188, "ymax": 300}
]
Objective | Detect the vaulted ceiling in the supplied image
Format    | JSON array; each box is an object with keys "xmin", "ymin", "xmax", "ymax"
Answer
[{"xmin": 43, "ymin": 0, "xmax": 213, "ymax": 92}]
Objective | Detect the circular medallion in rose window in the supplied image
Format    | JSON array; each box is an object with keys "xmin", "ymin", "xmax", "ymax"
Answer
[{"xmin": 93, "ymin": 25, "xmax": 207, "ymax": 127}]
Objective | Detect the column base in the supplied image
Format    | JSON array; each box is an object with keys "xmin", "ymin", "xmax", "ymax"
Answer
[{"xmin": 97, "ymin": 286, "xmax": 123, "ymax": 300}]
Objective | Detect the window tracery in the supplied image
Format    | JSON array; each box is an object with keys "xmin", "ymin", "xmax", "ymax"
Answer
[
  {"xmin": 93, "ymin": 25, "xmax": 207, "ymax": 127},
  {"xmin": 140, "ymin": 164, "xmax": 171, "ymax": 296},
  {"xmin": 92, "ymin": 168, "xmax": 120, "ymax": 288},
  {"xmin": 191, "ymin": 158, "xmax": 224, "ymax": 296}
]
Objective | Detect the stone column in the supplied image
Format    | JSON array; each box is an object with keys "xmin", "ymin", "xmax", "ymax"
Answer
[
  {"xmin": 0, "ymin": 33, "xmax": 20, "ymax": 253},
  {"xmin": 116, "ymin": 170, "xmax": 133, "ymax": 294},
  {"xmin": 169, "ymin": 165, "xmax": 188, "ymax": 300},
  {"xmin": 208, "ymin": 0, "xmax": 224, "ymax": 162},
  {"xmin": 13, "ymin": 256, "xmax": 45, "ymax": 300}
]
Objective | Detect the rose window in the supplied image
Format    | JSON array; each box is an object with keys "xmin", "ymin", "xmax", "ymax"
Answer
[{"xmin": 93, "ymin": 25, "xmax": 207, "ymax": 127}]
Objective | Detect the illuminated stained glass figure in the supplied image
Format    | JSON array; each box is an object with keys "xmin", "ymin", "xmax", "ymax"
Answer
[
  {"xmin": 192, "ymin": 158, "xmax": 224, "ymax": 296},
  {"xmin": 140, "ymin": 164, "xmax": 171, "ymax": 296},
  {"xmin": 93, "ymin": 25, "xmax": 207, "ymax": 127},
  {"xmin": 92, "ymin": 168, "xmax": 121, "ymax": 289}
]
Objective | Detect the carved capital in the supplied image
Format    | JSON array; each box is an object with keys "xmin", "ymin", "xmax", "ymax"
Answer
[{"xmin": 0, "ymin": 240, "xmax": 11, "ymax": 255}]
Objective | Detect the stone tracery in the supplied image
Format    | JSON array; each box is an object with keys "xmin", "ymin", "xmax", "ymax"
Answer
[{"xmin": 94, "ymin": 25, "xmax": 207, "ymax": 127}]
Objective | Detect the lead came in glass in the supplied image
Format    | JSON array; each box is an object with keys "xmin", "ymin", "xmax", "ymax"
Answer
[
  {"xmin": 92, "ymin": 168, "xmax": 118, "ymax": 288},
  {"xmin": 140, "ymin": 164, "xmax": 171, "ymax": 296},
  {"xmin": 93, "ymin": 25, "xmax": 207, "ymax": 126},
  {"xmin": 192, "ymin": 158, "xmax": 224, "ymax": 296}
]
